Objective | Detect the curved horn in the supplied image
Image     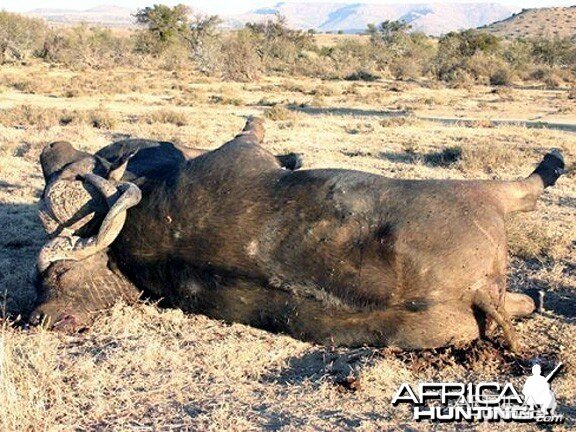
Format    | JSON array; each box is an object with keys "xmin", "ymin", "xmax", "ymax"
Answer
[{"xmin": 38, "ymin": 177, "xmax": 142, "ymax": 273}]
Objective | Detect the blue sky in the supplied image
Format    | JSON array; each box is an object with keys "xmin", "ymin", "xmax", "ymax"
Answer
[{"xmin": 1, "ymin": 0, "xmax": 575, "ymax": 14}]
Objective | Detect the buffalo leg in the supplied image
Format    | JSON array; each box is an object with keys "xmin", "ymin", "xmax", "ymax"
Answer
[
  {"xmin": 473, "ymin": 289, "xmax": 519, "ymax": 352},
  {"xmin": 276, "ymin": 153, "xmax": 303, "ymax": 171},
  {"xmin": 188, "ymin": 280, "xmax": 478, "ymax": 349},
  {"xmin": 492, "ymin": 149, "xmax": 565, "ymax": 214},
  {"xmin": 191, "ymin": 281, "xmax": 399, "ymax": 347}
]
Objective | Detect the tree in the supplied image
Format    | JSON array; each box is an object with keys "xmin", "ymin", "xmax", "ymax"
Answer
[
  {"xmin": 435, "ymin": 30, "xmax": 501, "ymax": 80},
  {"xmin": 367, "ymin": 20, "xmax": 411, "ymax": 46},
  {"xmin": 245, "ymin": 14, "xmax": 315, "ymax": 65},
  {"xmin": 0, "ymin": 11, "xmax": 47, "ymax": 63},
  {"xmin": 365, "ymin": 20, "xmax": 434, "ymax": 79},
  {"xmin": 188, "ymin": 14, "xmax": 223, "ymax": 74},
  {"xmin": 135, "ymin": 4, "xmax": 191, "ymax": 46}
]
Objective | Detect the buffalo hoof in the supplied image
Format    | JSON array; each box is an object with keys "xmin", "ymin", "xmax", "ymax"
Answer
[{"xmin": 505, "ymin": 292, "xmax": 536, "ymax": 319}]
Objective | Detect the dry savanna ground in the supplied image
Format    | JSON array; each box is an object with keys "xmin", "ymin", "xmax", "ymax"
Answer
[{"xmin": 0, "ymin": 63, "xmax": 575, "ymax": 431}]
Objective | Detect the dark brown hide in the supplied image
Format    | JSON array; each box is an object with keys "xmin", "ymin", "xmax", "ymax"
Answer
[{"xmin": 110, "ymin": 120, "xmax": 563, "ymax": 350}]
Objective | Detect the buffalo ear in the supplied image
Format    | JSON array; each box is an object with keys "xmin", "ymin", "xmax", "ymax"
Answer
[{"xmin": 40, "ymin": 141, "xmax": 88, "ymax": 180}]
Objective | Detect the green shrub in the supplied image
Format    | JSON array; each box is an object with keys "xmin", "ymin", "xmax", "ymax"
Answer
[
  {"xmin": 531, "ymin": 37, "xmax": 575, "ymax": 68},
  {"xmin": 134, "ymin": 4, "xmax": 193, "ymax": 54},
  {"xmin": 436, "ymin": 30, "xmax": 501, "ymax": 82}
]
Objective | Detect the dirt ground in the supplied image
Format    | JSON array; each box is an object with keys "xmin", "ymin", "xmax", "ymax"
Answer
[{"xmin": 0, "ymin": 63, "xmax": 575, "ymax": 431}]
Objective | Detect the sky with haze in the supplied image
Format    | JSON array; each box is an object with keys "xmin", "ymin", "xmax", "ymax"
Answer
[{"xmin": 1, "ymin": 0, "xmax": 575, "ymax": 15}]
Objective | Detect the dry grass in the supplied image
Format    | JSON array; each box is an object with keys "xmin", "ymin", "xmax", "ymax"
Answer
[
  {"xmin": 0, "ymin": 63, "xmax": 575, "ymax": 431},
  {"xmin": 507, "ymin": 213, "xmax": 573, "ymax": 260},
  {"xmin": 140, "ymin": 109, "xmax": 190, "ymax": 126},
  {"xmin": 0, "ymin": 105, "xmax": 119, "ymax": 132},
  {"xmin": 264, "ymin": 105, "xmax": 296, "ymax": 122}
]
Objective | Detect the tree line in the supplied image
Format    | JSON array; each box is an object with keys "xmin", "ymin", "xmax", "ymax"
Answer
[{"xmin": 1, "ymin": 5, "xmax": 575, "ymax": 87}]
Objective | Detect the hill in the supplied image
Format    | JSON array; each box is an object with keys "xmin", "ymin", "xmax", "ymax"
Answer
[{"xmin": 482, "ymin": 6, "xmax": 576, "ymax": 39}]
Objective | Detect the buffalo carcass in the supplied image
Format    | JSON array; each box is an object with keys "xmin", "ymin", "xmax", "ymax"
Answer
[{"xmin": 35, "ymin": 117, "xmax": 565, "ymax": 350}]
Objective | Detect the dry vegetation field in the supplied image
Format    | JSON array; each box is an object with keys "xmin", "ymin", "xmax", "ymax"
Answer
[{"xmin": 0, "ymin": 62, "xmax": 575, "ymax": 430}]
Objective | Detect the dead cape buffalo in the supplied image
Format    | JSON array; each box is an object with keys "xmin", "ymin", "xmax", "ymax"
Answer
[{"xmin": 33, "ymin": 117, "xmax": 566, "ymax": 351}]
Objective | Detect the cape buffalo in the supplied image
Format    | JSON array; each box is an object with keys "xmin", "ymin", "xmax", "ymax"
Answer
[{"xmin": 34, "ymin": 117, "xmax": 566, "ymax": 351}]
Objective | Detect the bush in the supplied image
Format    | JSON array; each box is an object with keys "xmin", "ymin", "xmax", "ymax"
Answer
[
  {"xmin": 1, "ymin": 9, "xmax": 575, "ymax": 85},
  {"xmin": 529, "ymin": 66, "xmax": 563, "ymax": 88},
  {"xmin": 141, "ymin": 109, "xmax": 189, "ymax": 126},
  {"xmin": 503, "ymin": 39, "xmax": 533, "ymax": 72},
  {"xmin": 345, "ymin": 70, "xmax": 380, "ymax": 81},
  {"xmin": 0, "ymin": 105, "xmax": 118, "ymax": 129},
  {"xmin": 490, "ymin": 66, "xmax": 513, "ymax": 86},
  {"xmin": 87, "ymin": 110, "xmax": 117, "ymax": 129},
  {"xmin": 319, "ymin": 39, "xmax": 377, "ymax": 78},
  {"xmin": 0, "ymin": 12, "xmax": 47, "ymax": 63},
  {"xmin": 367, "ymin": 22, "xmax": 435, "ymax": 78},
  {"xmin": 265, "ymin": 105, "xmax": 295, "ymax": 121},
  {"xmin": 188, "ymin": 15, "xmax": 223, "ymax": 75},
  {"xmin": 458, "ymin": 144, "xmax": 521, "ymax": 173},
  {"xmin": 507, "ymin": 214, "xmax": 567, "ymax": 260},
  {"xmin": 220, "ymin": 30, "xmax": 262, "ymax": 82},
  {"xmin": 436, "ymin": 30, "xmax": 501, "ymax": 82},
  {"xmin": 245, "ymin": 15, "xmax": 316, "ymax": 72},
  {"xmin": 390, "ymin": 58, "xmax": 420, "ymax": 80},
  {"xmin": 41, "ymin": 25, "xmax": 134, "ymax": 69},
  {"xmin": 531, "ymin": 37, "xmax": 575, "ymax": 68},
  {"xmin": 0, "ymin": 105, "xmax": 64, "ymax": 129}
]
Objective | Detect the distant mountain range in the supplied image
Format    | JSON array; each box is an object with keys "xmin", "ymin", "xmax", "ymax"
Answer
[
  {"xmin": 226, "ymin": 2, "xmax": 519, "ymax": 35},
  {"xmin": 27, "ymin": 5, "xmax": 135, "ymax": 27},
  {"xmin": 24, "ymin": 2, "xmax": 522, "ymax": 36},
  {"xmin": 481, "ymin": 6, "xmax": 576, "ymax": 39}
]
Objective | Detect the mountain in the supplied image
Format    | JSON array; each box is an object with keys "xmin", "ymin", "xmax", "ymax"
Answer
[
  {"xmin": 481, "ymin": 6, "xmax": 576, "ymax": 39},
  {"xmin": 24, "ymin": 2, "xmax": 519, "ymax": 35},
  {"xmin": 225, "ymin": 2, "xmax": 519, "ymax": 36},
  {"xmin": 26, "ymin": 5, "xmax": 136, "ymax": 28}
]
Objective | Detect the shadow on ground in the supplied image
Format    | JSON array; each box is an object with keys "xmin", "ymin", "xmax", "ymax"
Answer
[
  {"xmin": 378, "ymin": 148, "xmax": 463, "ymax": 167},
  {"xmin": 558, "ymin": 196, "xmax": 576, "ymax": 209},
  {"xmin": 0, "ymin": 180, "xmax": 21, "ymax": 189},
  {"xmin": 262, "ymin": 347, "xmax": 378, "ymax": 386},
  {"xmin": 509, "ymin": 258, "xmax": 576, "ymax": 321},
  {"xmin": 0, "ymin": 201, "xmax": 44, "ymax": 318},
  {"xmin": 525, "ymin": 284, "xmax": 576, "ymax": 321},
  {"xmin": 288, "ymin": 105, "xmax": 408, "ymax": 118}
]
